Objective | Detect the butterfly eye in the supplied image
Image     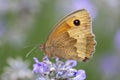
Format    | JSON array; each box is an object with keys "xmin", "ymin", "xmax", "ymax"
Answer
[{"xmin": 73, "ymin": 19, "xmax": 80, "ymax": 26}]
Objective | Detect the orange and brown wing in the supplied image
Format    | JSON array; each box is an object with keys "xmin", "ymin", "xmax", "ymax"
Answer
[
  {"xmin": 43, "ymin": 9, "xmax": 96, "ymax": 61},
  {"xmin": 47, "ymin": 9, "xmax": 91, "ymax": 40},
  {"xmin": 67, "ymin": 27, "xmax": 96, "ymax": 61}
]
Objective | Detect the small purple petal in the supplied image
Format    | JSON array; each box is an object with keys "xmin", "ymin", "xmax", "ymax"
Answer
[
  {"xmin": 42, "ymin": 55, "xmax": 49, "ymax": 61},
  {"xmin": 33, "ymin": 57, "xmax": 45, "ymax": 75},
  {"xmin": 73, "ymin": 70, "xmax": 86, "ymax": 80},
  {"xmin": 33, "ymin": 57, "xmax": 39, "ymax": 63},
  {"xmin": 33, "ymin": 57, "xmax": 42, "ymax": 73},
  {"xmin": 76, "ymin": 70, "xmax": 86, "ymax": 76},
  {"xmin": 33, "ymin": 63, "xmax": 45, "ymax": 75},
  {"xmin": 33, "ymin": 64, "xmax": 40, "ymax": 73},
  {"xmin": 43, "ymin": 64, "xmax": 50, "ymax": 72},
  {"xmin": 38, "ymin": 77, "xmax": 46, "ymax": 80},
  {"xmin": 67, "ymin": 69, "xmax": 77, "ymax": 77},
  {"xmin": 57, "ymin": 71, "xmax": 63, "ymax": 77},
  {"xmin": 55, "ymin": 57, "xmax": 59, "ymax": 62},
  {"xmin": 65, "ymin": 60, "xmax": 77, "ymax": 68},
  {"xmin": 55, "ymin": 60, "xmax": 64, "ymax": 69}
]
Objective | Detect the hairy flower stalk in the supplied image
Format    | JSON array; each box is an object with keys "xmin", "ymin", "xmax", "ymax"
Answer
[{"xmin": 33, "ymin": 55, "xmax": 86, "ymax": 80}]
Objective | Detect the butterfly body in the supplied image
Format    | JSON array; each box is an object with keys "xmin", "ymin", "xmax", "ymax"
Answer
[{"xmin": 40, "ymin": 9, "xmax": 96, "ymax": 62}]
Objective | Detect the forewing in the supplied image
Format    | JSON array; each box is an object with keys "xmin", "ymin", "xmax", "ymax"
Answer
[{"xmin": 47, "ymin": 9, "xmax": 91, "ymax": 40}]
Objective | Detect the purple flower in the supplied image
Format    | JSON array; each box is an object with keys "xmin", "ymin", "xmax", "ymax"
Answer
[
  {"xmin": 100, "ymin": 54, "xmax": 119, "ymax": 75},
  {"xmin": 73, "ymin": 0, "xmax": 97, "ymax": 20},
  {"xmin": 100, "ymin": 28, "xmax": 120, "ymax": 80},
  {"xmin": 33, "ymin": 56, "xmax": 86, "ymax": 80},
  {"xmin": 114, "ymin": 28, "xmax": 120, "ymax": 52},
  {"xmin": 1, "ymin": 57, "xmax": 34, "ymax": 80}
]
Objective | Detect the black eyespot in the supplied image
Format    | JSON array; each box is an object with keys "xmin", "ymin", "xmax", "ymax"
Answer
[{"xmin": 73, "ymin": 19, "xmax": 80, "ymax": 26}]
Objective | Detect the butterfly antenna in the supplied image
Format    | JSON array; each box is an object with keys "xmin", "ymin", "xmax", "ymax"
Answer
[
  {"xmin": 25, "ymin": 45, "xmax": 38, "ymax": 57},
  {"xmin": 23, "ymin": 44, "xmax": 37, "ymax": 48}
]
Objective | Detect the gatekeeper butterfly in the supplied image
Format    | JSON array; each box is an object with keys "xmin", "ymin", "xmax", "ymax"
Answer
[{"xmin": 40, "ymin": 9, "xmax": 96, "ymax": 62}]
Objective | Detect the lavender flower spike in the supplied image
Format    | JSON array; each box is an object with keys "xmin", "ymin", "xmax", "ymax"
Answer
[{"xmin": 33, "ymin": 55, "xmax": 86, "ymax": 80}]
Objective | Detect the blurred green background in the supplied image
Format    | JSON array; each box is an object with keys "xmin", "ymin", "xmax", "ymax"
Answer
[{"xmin": 0, "ymin": 0, "xmax": 120, "ymax": 80}]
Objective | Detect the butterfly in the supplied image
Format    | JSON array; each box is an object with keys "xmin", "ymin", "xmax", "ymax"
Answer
[{"xmin": 40, "ymin": 9, "xmax": 96, "ymax": 62}]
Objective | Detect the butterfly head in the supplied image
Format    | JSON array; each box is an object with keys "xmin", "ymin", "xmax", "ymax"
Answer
[{"xmin": 39, "ymin": 44, "xmax": 45, "ymax": 52}]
